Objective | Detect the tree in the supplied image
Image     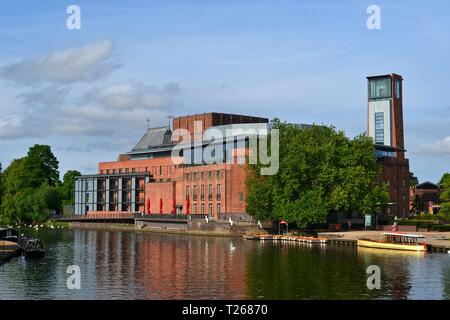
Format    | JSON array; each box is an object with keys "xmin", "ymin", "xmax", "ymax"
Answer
[
  {"xmin": 59, "ymin": 170, "xmax": 81, "ymax": 207},
  {"xmin": 439, "ymin": 173, "xmax": 450, "ymax": 220},
  {"xmin": 246, "ymin": 119, "xmax": 388, "ymax": 228},
  {"xmin": 0, "ymin": 145, "xmax": 64, "ymax": 224},
  {"xmin": 24, "ymin": 144, "xmax": 60, "ymax": 188},
  {"xmin": 0, "ymin": 162, "xmax": 3, "ymax": 210}
]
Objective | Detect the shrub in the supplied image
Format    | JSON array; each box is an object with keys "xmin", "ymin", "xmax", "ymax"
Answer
[{"xmin": 430, "ymin": 224, "xmax": 450, "ymax": 232}]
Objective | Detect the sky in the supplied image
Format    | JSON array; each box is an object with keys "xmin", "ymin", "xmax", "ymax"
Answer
[{"xmin": 0, "ymin": 0, "xmax": 449, "ymax": 182}]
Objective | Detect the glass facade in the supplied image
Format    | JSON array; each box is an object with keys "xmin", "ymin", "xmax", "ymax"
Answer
[
  {"xmin": 374, "ymin": 112, "xmax": 384, "ymax": 144},
  {"xmin": 369, "ymin": 77, "xmax": 391, "ymax": 99}
]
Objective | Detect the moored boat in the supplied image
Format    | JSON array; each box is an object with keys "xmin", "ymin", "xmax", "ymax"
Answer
[
  {"xmin": 18, "ymin": 237, "xmax": 45, "ymax": 259},
  {"xmin": 357, "ymin": 232, "xmax": 427, "ymax": 252}
]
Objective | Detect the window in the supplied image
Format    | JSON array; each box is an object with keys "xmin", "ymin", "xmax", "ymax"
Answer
[
  {"xmin": 217, "ymin": 170, "xmax": 221, "ymax": 179},
  {"xmin": 201, "ymin": 172, "xmax": 204, "ymax": 181},
  {"xmin": 208, "ymin": 203, "xmax": 213, "ymax": 216},
  {"xmin": 119, "ymin": 169, "xmax": 123, "ymax": 174},
  {"xmin": 217, "ymin": 203, "xmax": 221, "ymax": 215},
  {"xmin": 113, "ymin": 169, "xmax": 117, "ymax": 174},
  {"xmin": 194, "ymin": 204, "xmax": 197, "ymax": 214},
  {"xmin": 186, "ymin": 186, "xmax": 190, "ymax": 198},
  {"xmin": 193, "ymin": 185, "xmax": 197, "ymax": 201},
  {"xmin": 395, "ymin": 80, "xmax": 401, "ymax": 99},
  {"xmin": 132, "ymin": 168, "xmax": 136, "ymax": 173},
  {"xmin": 216, "ymin": 184, "xmax": 221, "ymax": 201},
  {"xmin": 106, "ymin": 169, "xmax": 110, "ymax": 174},
  {"xmin": 239, "ymin": 192, "xmax": 244, "ymax": 202},
  {"xmin": 201, "ymin": 204, "xmax": 204, "ymax": 214},
  {"xmin": 208, "ymin": 171, "xmax": 212, "ymax": 180},
  {"xmin": 85, "ymin": 193, "xmax": 90, "ymax": 202},
  {"xmin": 369, "ymin": 77, "xmax": 391, "ymax": 99},
  {"xmin": 208, "ymin": 184, "xmax": 213, "ymax": 201},
  {"xmin": 374, "ymin": 112, "xmax": 384, "ymax": 144},
  {"xmin": 201, "ymin": 185, "xmax": 205, "ymax": 201}
]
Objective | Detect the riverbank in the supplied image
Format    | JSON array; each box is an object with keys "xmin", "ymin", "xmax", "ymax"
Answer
[{"xmin": 69, "ymin": 220, "xmax": 264, "ymax": 238}]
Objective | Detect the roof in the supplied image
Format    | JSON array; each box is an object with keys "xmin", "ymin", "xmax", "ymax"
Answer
[
  {"xmin": 415, "ymin": 181, "xmax": 440, "ymax": 190},
  {"xmin": 382, "ymin": 232, "xmax": 426, "ymax": 238},
  {"xmin": 130, "ymin": 126, "xmax": 172, "ymax": 152}
]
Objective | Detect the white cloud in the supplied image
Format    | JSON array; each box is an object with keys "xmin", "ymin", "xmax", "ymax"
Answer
[
  {"xmin": 83, "ymin": 81, "xmax": 180, "ymax": 111},
  {"xmin": 0, "ymin": 81, "xmax": 180, "ymax": 140},
  {"xmin": 17, "ymin": 86, "xmax": 70, "ymax": 107},
  {"xmin": 417, "ymin": 136, "xmax": 450, "ymax": 156},
  {"xmin": 1, "ymin": 40, "xmax": 120, "ymax": 85}
]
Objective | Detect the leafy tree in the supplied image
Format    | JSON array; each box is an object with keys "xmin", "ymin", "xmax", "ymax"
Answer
[
  {"xmin": 0, "ymin": 145, "xmax": 65, "ymax": 224},
  {"xmin": 59, "ymin": 170, "xmax": 81, "ymax": 207},
  {"xmin": 439, "ymin": 173, "xmax": 450, "ymax": 219},
  {"xmin": 24, "ymin": 144, "xmax": 60, "ymax": 188},
  {"xmin": 0, "ymin": 162, "xmax": 3, "ymax": 210},
  {"xmin": 246, "ymin": 119, "xmax": 388, "ymax": 228}
]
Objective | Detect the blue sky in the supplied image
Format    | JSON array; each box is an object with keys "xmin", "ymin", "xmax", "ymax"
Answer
[{"xmin": 0, "ymin": 0, "xmax": 449, "ymax": 182}]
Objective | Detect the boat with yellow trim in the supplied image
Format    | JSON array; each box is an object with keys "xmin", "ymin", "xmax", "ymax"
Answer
[{"xmin": 357, "ymin": 232, "xmax": 427, "ymax": 252}]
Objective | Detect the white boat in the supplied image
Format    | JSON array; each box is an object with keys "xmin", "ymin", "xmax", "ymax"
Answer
[{"xmin": 357, "ymin": 232, "xmax": 427, "ymax": 252}]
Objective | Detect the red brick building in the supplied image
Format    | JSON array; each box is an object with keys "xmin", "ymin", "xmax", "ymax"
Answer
[
  {"xmin": 75, "ymin": 113, "xmax": 269, "ymax": 220},
  {"xmin": 74, "ymin": 74, "xmax": 412, "ymax": 220},
  {"xmin": 367, "ymin": 74, "xmax": 411, "ymax": 217}
]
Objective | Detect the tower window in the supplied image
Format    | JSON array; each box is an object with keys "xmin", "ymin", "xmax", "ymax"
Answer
[
  {"xmin": 369, "ymin": 77, "xmax": 391, "ymax": 99},
  {"xmin": 374, "ymin": 112, "xmax": 384, "ymax": 144},
  {"xmin": 395, "ymin": 80, "xmax": 401, "ymax": 99}
]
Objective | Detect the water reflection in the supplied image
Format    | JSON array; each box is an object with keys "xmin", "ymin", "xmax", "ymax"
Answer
[{"xmin": 0, "ymin": 229, "xmax": 449, "ymax": 300}]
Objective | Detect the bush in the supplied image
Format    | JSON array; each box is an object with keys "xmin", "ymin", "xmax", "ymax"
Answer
[
  {"xmin": 409, "ymin": 214, "xmax": 440, "ymax": 221},
  {"xmin": 430, "ymin": 224, "xmax": 450, "ymax": 232}
]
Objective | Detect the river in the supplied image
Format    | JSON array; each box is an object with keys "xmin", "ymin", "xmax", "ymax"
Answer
[{"xmin": 1, "ymin": 228, "xmax": 449, "ymax": 299}]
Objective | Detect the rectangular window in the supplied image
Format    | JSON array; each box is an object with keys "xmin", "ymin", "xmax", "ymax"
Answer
[
  {"xmin": 201, "ymin": 203, "xmax": 204, "ymax": 214},
  {"xmin": 374, "ymin": 112, "xmax": 384, "ymax": 144},
  {"xmin": 193, "ymin": 185, "xmax": 197, "ymax": 201},
  {"xmin": 217, "ymin": 170, "xmax": 220, "ymax": 180},
  {"xmin": 208, "ymin": 203, "xmax": 213, "ymax": 216},
  {"xmin": 395, "ymin": 80, "xmax": 400, "ymax": 99},
  {"xmin": 208, "ymin": 184, "xmax": 213, "ymax": 201},
  {"xmin": 239, "ymin": 192, "xmax": 244, "ymax": 202},
  {"xmin": 201, "ymin": 185, "xmax": 205, "ymax": 201},
  {"xmin": 216, "ymin": 184, "xmax": 221, "ymax": 201},
  {"xmin": 194, "ymin": 204, "xmax": 197, "ymax": 214},
  {"xmin": 217, "ymin": 203, "xmax": 221, "ymax": 215},
  {"xmin": 208, "ymin": 171, "xmax": 212, "ymax": 180},
  {"xmin": 186, "ymin": 186, "xmax": 190, "ymax": 198},
  {"xmin": 85, "ymin": 193, "xmax": 90, "ymax": 202},
  {"xmin": 369, "ymin": 77, "xmax": 391, "ymax": 99}
]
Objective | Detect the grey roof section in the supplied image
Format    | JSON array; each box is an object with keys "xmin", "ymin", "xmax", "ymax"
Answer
[{"xmin": 131, "ymin": 126, "xmax": 172, "ymax": 152}]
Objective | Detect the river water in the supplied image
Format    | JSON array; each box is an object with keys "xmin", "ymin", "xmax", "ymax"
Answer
[{"xmin": 0, "ymin": 228, "xmax": 449, "ymax": 300}]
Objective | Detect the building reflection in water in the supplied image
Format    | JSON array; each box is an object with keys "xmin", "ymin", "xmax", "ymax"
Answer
[{"xmin": 74, "ymin": 229, "xmax": 247, "ymax": 299}]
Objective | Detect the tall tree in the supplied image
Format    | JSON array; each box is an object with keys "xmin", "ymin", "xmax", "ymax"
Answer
[
  {"xmin": 0, "ymin": 162, "xmax": 3, "ymax": 210},
  {"xmin": 59, "ymin": 170, "xmax": 81, "ymax": 206},
  {"xmin": 439, "ymin": 173, "xmax": 450, "ymax": 219},
  {"xmin": 246, "ymin": 120, "xmax": 388, "ymax": 228},
  {"xmin": 24, "ymin": 144, "xmax": 60, "ymax": 188}
]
